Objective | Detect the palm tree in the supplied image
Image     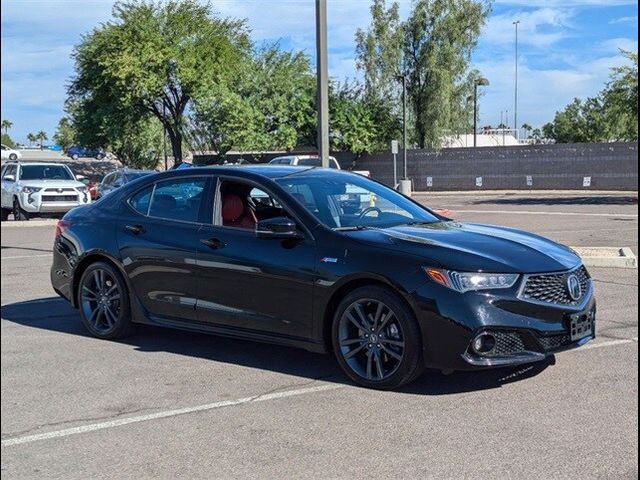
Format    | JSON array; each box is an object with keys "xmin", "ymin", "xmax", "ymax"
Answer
[
  {"xmin": 27, "ymin": 133, "xmax": 36, "ymax": 147},
  {"xmin": 1, "ymin": 119, "xmax": 12, "ymax": 136},
  {"xmin": 36, "ymin": 131, "xmax": 48, "ymax": 150},
  {"xmin": 521, "ymin": 123, "xmax": 533, "ymax": 139}
]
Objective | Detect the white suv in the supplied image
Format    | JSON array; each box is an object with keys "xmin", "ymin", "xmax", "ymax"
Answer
[{"xmin": 1, "ymin": 162, "xmax": 91, "ymax": 220}]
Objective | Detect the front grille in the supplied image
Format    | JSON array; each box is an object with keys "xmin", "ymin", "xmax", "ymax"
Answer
[
  {"xmin": 520, "ymin": 265, "xmax": 590, "ymax": 306},
  {"xmin": 41, "ymin": 195, "xmax": 78, "ymax": 202},
  {"xmin": 44, "ymin": 188, "xmax": 75, "ymax": 192},
  {"xmin": 538, "ymin": 334, "xmax": 571, "ymax": 351},
  {"xmin": 489, "ymin": 331, "xmax": 526, "ymax": 356}
]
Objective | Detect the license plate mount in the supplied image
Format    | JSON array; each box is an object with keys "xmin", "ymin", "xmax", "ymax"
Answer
[{"xmin": 570, "ymin": 311, "xmax": 594, "ymax": 341}]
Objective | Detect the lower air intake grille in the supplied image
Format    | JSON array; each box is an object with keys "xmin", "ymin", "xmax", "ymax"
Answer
[{"xmin": 490, "ymin": 331, "xmax": 526, "ymax": 356}]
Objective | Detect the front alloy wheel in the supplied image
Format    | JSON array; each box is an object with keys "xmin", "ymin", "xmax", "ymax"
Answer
[
  {"xmin": 78, "ymin": 262, "xmax": 133, "ymax": 339},
  {"xmin": 332, "ymin": 286, "xmax": 424, "ymax": 389}
]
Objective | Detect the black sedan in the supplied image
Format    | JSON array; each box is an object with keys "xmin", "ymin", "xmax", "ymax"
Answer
[{"xmin": 51, "ymin": 166, "xmax": 595, "ymax": 389}]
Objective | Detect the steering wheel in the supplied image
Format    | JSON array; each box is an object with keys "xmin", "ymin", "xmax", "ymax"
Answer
[{"xmin": 357, "ymin": 206, "xmax": 382, "ymax": 220}]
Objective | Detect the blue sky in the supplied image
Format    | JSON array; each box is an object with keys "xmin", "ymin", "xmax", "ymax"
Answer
[{"xmin": 1, "ymin": 0, "xmax": 637, "ymax": 143}]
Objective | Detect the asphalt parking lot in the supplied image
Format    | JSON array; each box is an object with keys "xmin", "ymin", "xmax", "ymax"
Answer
[{"xmin": 1, "ymin": 191, "xmax": 638, "ymax": 479}]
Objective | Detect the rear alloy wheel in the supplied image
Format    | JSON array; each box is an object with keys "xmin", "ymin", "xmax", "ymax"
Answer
[
  {"xmin": 12, "ymin": 199, "xmax": 29, "ymax": 221},
  {"xmin": 332, "ymin": 286, "xmax": 424, "ymax": 390},
  {"xmin": 78, "ymin": 261, "xmax": 133, "ymax": 339}
]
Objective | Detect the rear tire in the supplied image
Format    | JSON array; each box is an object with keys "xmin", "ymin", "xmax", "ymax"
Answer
[
  {"xmin": 331, "ymin": 286, "xmax": 424, "ymax": 390},
  {"xmin": 78, "ymin": 261, "xmax": 134, "ymax": 339},
  {"xmin": 1, "ymin": 208, "xmax": 10, "ymax": 221}
]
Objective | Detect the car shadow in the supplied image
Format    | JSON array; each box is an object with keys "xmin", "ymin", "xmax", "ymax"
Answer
[
  {"xmin": 2, "ymin": 297, "xmax": 552, "ymax": 395},
  {"xmin": 473, "ymin": 195, "xmax": 637, "ymax": 206}
]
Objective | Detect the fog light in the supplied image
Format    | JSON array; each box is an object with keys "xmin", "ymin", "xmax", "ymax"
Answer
[{"xmin": 472, "ymin": 333, "xmax": 496, "ymax": 354}]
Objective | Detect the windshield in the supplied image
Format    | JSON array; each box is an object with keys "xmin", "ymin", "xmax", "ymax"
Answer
[
  {"xmin": 20, "ymin": 165, "xmax": 74, "ymax": 181},
  {"xmin": 276, "ymin": 173, "xmax": 440, "ymax": 229}
]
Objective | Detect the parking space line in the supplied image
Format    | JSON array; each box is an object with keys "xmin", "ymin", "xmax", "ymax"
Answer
[
  {"xmin": 1, "ymin": 254, "xmax": 51, "ymax": 260},
  {"xmin": 452, "ymin": 209, "xmax": 637, "ymax": 218},
  {"xmin": 2, "ymin": 337, "xmax": 637, "ymax": 448},
  {"xmin": 1, "ymin": 383, "xmax": 343, "ymax": 447}
]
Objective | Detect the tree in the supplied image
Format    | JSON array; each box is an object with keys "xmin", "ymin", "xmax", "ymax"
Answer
[
  {"xmin": 27, "ymin": 133, "xmax": 37, "ymax": 147},
  {"xmin": 53, "ymin": 117, "xmax": 77, "ymax": 151},
  {"xmin": 191, "ymin": 45, "xmax": 316, "ymax": 156},
  {"xmin": 36, "ymin": 131, "xmax": 48, "ymax": 150},
  {"xmin": 69, "ymin": 0, "xmax": 250, "ymax": 164},
  {"xmin": 521, "ymin": 123, "xmax": 533, "ymax": 138},
  {"xmin": 545, "ymin": 50, "xmax": 638, "ymax": 143},
  {"xmin": 356, "ymin": 0, "xmax": 491, "ymax": 149},
  {"xmin": 1, "ymin": 119, "xmax": 12, "ymax": 136}
]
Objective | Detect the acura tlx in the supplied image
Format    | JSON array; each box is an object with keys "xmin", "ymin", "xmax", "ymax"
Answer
[{"xmin": 51, "ymin": 166, "xmax": 595, "ymax": 389}]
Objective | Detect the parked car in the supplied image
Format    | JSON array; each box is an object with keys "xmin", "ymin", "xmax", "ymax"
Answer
[
  {"xmin": 97, "ymin": 168, "xmax": 155, "ymax": 199},
  {"xmin": 1, "ymin": 144, "xmax": 21, "ymax": 161},
  {"xmin": 1, "ymin": 161, "xmax": 91, "ymax": 220},
  {"xmin": 51, "ymin": 166, "xmax": 595, "ymax": 390},
  {"xmin": 269, "ymin": 154, "xmax": 371, "ymax": 178},
  {"xmin": 66, "ymin": 146, "xmax": 106, "ymax": 160}
]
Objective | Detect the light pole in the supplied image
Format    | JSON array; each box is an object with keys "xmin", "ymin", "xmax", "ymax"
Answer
[
  {"xmin": 513, "ymin": 20, "xmax": 520, "ymax": 140},
  {"xmin": 315, "ymin": 0, "xmax": 329, "ymax": 168},
  {"xmin": 473, "ymin": 77, "xmax": 489, "ymax": 148},
  {"xmin": 398, "ymin": 74, "xmax": 407, "ymax": 179}
]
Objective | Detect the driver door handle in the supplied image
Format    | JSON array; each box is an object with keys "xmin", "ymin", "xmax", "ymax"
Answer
[
  {"xmin": 125, "ymin": 224, "xmax": 145, "ymax": 235},
  {"xmin": 201, "ymin": 238, "xmax": 225, "ymax": 249}
]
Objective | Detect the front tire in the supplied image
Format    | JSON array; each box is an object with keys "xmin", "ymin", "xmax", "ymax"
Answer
[
  {"xmin": 78, "ymin": 261, "xmax": 134, "ymax": 339},
  {"xmin": 12, "ymin": 199, "xmax": 29, "ymax": 221},
  {"xmin": 332, "ymin": 286, "xmax": 424, "ymax": 390}
]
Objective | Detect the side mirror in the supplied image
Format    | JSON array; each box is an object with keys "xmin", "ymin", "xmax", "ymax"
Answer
[
  {"xmin": 76, "ymin": 174, "xmax": 86, "ymax": 181},
  {"xmin": 4, "ymin": 174, "xmax": 15, "ymax": 182},
  {"xmin": 256, "ymin": 217, "xmax": 302, "ymax": 239}
]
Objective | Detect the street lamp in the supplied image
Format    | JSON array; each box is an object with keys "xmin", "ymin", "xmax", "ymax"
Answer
[
  {"xmin": 473, "ymin": 77, "xmax": 489, "ymax": 148},
  {"xmin": 395, "ymin": 74, "xmax": 407, "ymax": 180},
  {"xmin": 513, "ymin": 20, "xmax": 520, "ymax": 140}
]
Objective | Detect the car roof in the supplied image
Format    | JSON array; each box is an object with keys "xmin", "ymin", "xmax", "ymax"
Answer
[
  {"xmin": 154, "ymin": 164, "xmax": 353, "ymax": 181},
  {"xmin": 9, "ymin": 161, "xmax": 68, "ymax": 167}
]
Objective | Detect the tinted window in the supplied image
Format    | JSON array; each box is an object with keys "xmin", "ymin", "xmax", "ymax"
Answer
[
  {"xmin": 297, "ymin": 158, "xmax": 321, "ymax": 167},
  {"xmin": 3, "ymin": 165, "xmax": 16, "ymax": 178},
  {"xmin": 148, "ymin": 177, "xmax": 207, "ymax": 222},
  {"xmin": 20, "ymin": 165, "xmax": 73, "ymax": 180}
]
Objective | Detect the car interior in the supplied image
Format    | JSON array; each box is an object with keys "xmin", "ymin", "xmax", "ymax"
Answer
[{"xmin": 219, "ymin": 180, "xmax": 294, "ymax": 230}]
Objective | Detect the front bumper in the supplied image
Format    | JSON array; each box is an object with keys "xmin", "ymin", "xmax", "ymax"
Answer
[
  {"xmin": 410, "ymin": 278, "xmax": 596, "ymax": 371},
  {"xmin": 20, "ymin": 191, "xmax": 90, "ymax": 213}
]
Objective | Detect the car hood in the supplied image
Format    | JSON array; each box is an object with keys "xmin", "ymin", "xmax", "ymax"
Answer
[
  {"xmin": 20, "ymin": 179, "xmax": 85, "ymax": 188},
  {"xmin": 344, "ymin": 221, "xmax": 581, "ymax": 274}
]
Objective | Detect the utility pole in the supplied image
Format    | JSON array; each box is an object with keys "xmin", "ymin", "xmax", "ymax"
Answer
[
  {"xmin": 473, "ymin": 77, "xmax": 489, "ymax": 148},
  {"xmin": 513, "ymin": 20, "xmax": 520, "ymax": 140},
  {"xmin": 315, "ymin": 0, "xmax": 329, "ymax": 168},
  {"xmin": 163, "ymin": 103, "xmax": 168, "ymax": 170},
  {"xmin": 401, "ymin": 75, "xmax": 407, "ymax": 179}
]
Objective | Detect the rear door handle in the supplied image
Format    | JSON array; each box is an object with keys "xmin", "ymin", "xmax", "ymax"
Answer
[
  {"xmin": 200, "ymin": 238, "xmax": 225, "ymax": 249},
  {"xmin": 125, "ymin": 224, "xmax": 145, "ymax": 235}
]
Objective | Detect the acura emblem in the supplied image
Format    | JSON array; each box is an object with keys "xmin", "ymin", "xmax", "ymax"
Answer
[{"xmin": 566, "ymin": 274, "xmax": 582, "ymax": 301}]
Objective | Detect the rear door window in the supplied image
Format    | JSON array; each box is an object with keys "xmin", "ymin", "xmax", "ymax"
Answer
[{"xmin": 148, "ymin": 177, "xmax": 207, "ymax": 223}]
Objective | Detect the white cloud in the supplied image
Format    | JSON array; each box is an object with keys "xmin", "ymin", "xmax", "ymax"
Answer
[
  {"xmin": 609, "ymin": 15, "xmax": 639, "ymax": 24},
  {"xmin": 598, "ymin": 37, "xmax": 639, "ymax": 53}
]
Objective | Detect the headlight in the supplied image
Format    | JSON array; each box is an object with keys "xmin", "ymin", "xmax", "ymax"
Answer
[
  {"xmin": 21, "ymin": 186, "xmax": 42, "ymax": 194},
  {"xmin": 424, "ymin": 267, "xmax": 519, "ymax": 293},
  {"xmin": 76, "ymin": 186, "xmax": 87, "ymax": 193}
]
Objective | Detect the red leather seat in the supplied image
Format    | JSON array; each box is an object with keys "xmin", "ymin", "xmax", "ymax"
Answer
[{"xmin": 222, "ymin": 194, "xmax": 256, "ymax": 229}]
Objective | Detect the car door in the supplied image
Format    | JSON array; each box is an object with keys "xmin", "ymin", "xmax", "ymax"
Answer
[
  {"xmin": 194, "ymin": 176, "xmax": 317, "ymax": 339},
  {"xmin": 117, "ymin": 175, "xmax": 213, "ymax": 322},
  {"xmin": 1, "ymin": 164, "xmax": 17, "ymax": 208}
]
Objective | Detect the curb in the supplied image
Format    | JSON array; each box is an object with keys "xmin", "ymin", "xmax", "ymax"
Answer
[{"xmin": 573, "ymin": 247, "xmax": 637, "ymax": 269}]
